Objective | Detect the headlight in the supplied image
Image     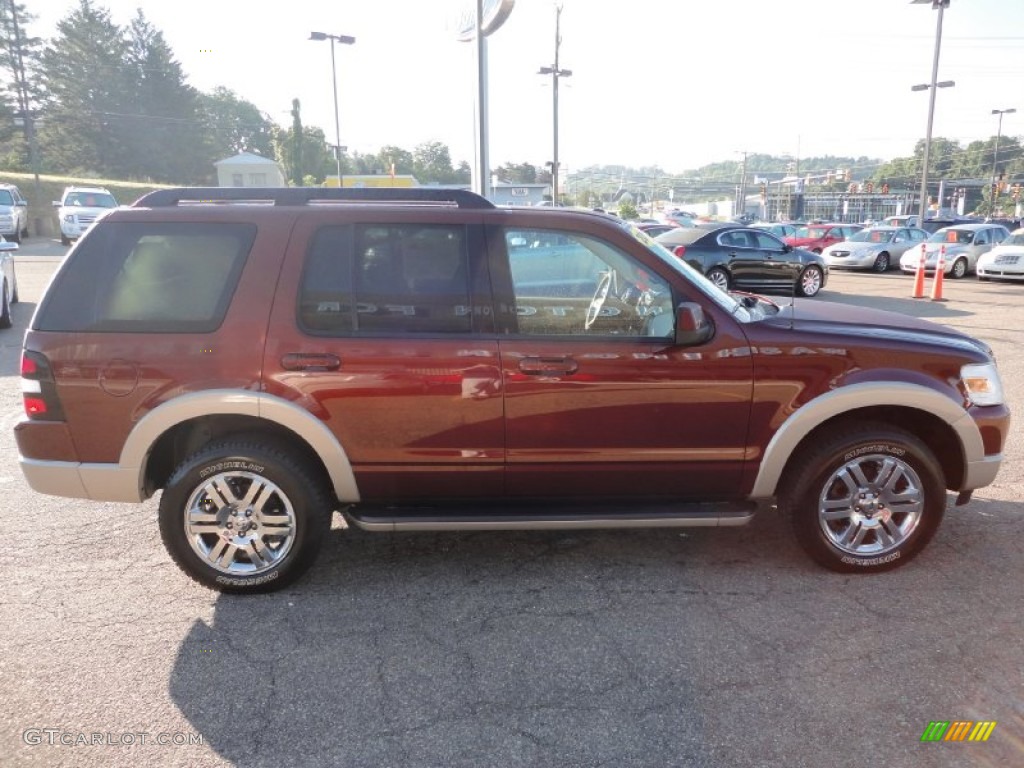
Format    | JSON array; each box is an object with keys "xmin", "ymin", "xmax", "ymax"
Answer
[
  {"xmin": 961, "ymin": 363, "xmax": 1004, "ymax": 406},
  {"xmin": 63, "ymin": 214, "xmax": 76, "ymax": 224}
]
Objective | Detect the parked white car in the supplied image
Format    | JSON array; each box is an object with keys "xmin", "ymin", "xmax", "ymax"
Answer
[
  {"xmin": 0, "ymin": 234, "xmax": 19, "ymax": 329},
  {"xmin": 822, "ymin": 226, "xmax": 929, "ymax": 272},
  {"xmin": 53, "ymin": 186, "xmax": 118, "ymax": 245},
  {"xmin": 898, "ymin": 223, "xmax": 1010, "ymax": 278},
  {"xmin": 976, "ymin": 228, "xmax": 1024, "ymax": 281},
  {"xmin": 0, "ymin": 183, "xmax": 29, "ymax": 243}
]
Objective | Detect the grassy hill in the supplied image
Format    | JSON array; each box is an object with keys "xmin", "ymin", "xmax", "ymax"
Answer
[{"xmin": 0, "ymin": 171, "xmax": 174, "ymax": 238}]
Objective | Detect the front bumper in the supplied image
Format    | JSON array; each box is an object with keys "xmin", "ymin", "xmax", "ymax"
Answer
[{"xmin": 824, "ymin": 251, "xmax": 878, "ymax": 269}]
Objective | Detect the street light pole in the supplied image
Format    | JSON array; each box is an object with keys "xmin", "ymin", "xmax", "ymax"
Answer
[
  {"xmin": 539, "ymin": 4, "xmax": 571, "ymax": 206},
  {"xmin": 989, "ymin": 108, "xmax": 1016, "ymax": 212},
  {"xmin": 310, "ymin": 31, "xmax": 356, "ymax": 187},
  {"xmin": 911, "ymin": 0, "xmax": 951, "ymax": 225}
]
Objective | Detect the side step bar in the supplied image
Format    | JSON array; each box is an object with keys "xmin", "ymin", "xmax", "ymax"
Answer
[{"xmin": 345, "ymin": 501, "xmax": 757, "ymax": 533}]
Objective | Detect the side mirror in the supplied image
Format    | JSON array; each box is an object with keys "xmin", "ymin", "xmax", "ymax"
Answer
[
  {"xmin": 782, "ymin": 243, "xmax": 792, "ymax": 253},
  {"xmin": 52, "ymin": 201, "xmax": 61, "ymax": 207},
  {"xmin": 675, "ymin": 302, "xmax": 714, "ymax": 347},
  {"xmin": 15, "ymin": 200, "xmax": 27, "ymax": 207}
]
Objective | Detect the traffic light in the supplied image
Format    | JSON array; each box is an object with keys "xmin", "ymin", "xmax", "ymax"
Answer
[
  {"xmin": 1013, "ymin": 183, "xmax": 1022, "ymax": 201},
  {"xmin": 881, "ymin": 182, "xmax": 890, "ymax": 195},
  {"xmin": 865, "ymin": 181, "xmax": 874, "ymax": 194}
]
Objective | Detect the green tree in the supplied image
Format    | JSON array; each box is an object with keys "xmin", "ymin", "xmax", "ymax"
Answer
[
  {"xmin": 413, "ymin": 141, "xmax": 456, "ymax": 183},
  {"xmin": 37, "ymin": 0, "xmax": 131, "ymax": 176},
  {"xmin": 122, "ymin": 9, "xmax": 206, "ymax": 182},
  {"xmin": 377, "ymin": 145, "xmax": 414, "ymax": 176},
  {"xmin": 0, "ymin": 0, "xmax": 42, "ymax": 171},
  {"xmin": 198, "ymin": 86, "xmax": 277, "ymax": 161}
]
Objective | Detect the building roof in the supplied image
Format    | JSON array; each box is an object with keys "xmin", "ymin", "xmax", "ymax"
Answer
[{"xmin": 214, "ymin": 152, "xmax": 279, "ymax": 166}]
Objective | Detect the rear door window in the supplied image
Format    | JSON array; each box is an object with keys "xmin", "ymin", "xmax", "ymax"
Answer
[
  {"xmin": 35, "ymin": 222, "xmax": 255, "ymax": 333},
  {"xmin": 299, "ymin": 223, "xmax": 473, "ymax": 335}
]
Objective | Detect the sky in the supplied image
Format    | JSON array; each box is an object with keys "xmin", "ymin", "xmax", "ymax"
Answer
[{"xmin": 31, "ymin": 0, "xmax": 1024, "ymax": 176}]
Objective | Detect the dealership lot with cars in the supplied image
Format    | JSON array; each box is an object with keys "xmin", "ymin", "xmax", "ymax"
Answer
[{"xmin": 2, "ymin": 236, "xmax": 1021, "ymax": 766}]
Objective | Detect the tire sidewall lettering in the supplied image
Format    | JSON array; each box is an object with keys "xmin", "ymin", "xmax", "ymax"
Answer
[
  {"xmin": 199, "ymin": 461, "xmax": 266, "ymax": 479},
  {"xmin": 215, "ymin": 571, "xmax": 281, "ymax": 587},
  {"xmin": 842, "ymin": 443, "xmax": 906, "ymax": 463},
  {"xmin": 840, "ymin": 551, "xmax": 901, "ymax": 567}
]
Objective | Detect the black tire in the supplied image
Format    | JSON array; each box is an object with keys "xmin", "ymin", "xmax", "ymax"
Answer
[
  {"xmin": 706, "ymin": 267, "xmax": 731, "ymax": 291},
  {"xmin": 158, "ymin": 438, "xmax": 334, "ymax": 593},
  {"xmin": 781, "ymin": 424, "xmax": 945, "ymax": 573},
  {"xmin": 0, "ymin": 279, "xmax": 10, "ymax": 329},
  {"xmin": 9, "ymin": 276, "xmax": 16, "ymax": 304},
  {"xmin": 60, "ymin": 234, "xmax": 70, "ymax": 246},
  {"xmin": 9, "ymin": 229, "xmax": 20, "ymax": 244},
  {"xmin": 872, "ymin": 252, "xmax": 890, "ymax": 273},
  {"xmin": 950, "ymin": 258, "xmax": 968, "ymax": 279},
  {"xmin": 796, "ymin": 264, "xmax": 824, "ymax": 297}
]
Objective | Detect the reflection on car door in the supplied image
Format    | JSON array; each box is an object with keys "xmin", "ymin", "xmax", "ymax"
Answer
[{"xmin": 489, "ymin": 224, "xmax": 754, "ymax": 500}]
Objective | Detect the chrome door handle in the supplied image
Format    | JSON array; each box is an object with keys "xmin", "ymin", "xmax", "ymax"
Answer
[
  {"xmin": 281, "ymin": 353, "xmax": 341, "ymax": 372},
  {"xmin": 518, "ymin": 356, "xmax": 578, "ymax": 375}
]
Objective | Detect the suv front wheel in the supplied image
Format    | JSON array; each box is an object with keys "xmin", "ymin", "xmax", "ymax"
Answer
[
  {"xmin": 782, "ymin": 424, "xmax": 945, "ymax": 572},
  {"xmin": 158, "ymin": 438, "xmax": 333, "ymax": 593}
]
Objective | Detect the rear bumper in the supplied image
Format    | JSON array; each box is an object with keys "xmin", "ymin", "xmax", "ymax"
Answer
[{"xmin": 19, "ymin": 457, "xmax": 145, "ymax": 502}]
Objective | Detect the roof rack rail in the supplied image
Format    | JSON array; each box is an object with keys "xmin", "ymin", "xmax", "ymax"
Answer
[{"xmin": 133, "ymin": 187, "xmax": 495, "ymax": 210}]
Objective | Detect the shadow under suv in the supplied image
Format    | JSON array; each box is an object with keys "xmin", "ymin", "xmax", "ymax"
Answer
[{"xmin": 14, "ymin": 188, "xmax": 1011, "ymax": 592}]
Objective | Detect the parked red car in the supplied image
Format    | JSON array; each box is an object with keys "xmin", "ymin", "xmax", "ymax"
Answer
[{"xmin": 785, "ymin": 223, "xmax": 862, "ymax": 254}]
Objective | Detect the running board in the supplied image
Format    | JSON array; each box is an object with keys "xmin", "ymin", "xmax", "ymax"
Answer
[{"xmin": 345, "ymin": 501, "xmax": 757, "ymax": 532}]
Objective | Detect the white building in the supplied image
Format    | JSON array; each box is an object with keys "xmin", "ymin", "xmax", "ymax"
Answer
[{"xmin": 214, "ymin": 152, "xmax": 286, "ymax": 188}]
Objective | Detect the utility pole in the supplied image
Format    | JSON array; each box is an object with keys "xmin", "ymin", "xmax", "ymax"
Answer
[
  {"xmin": 539, "ymin": 4, "xmax": 571, "ymax": 205},
  {"xmin": 736, "ymin": 151, "xmax": 749, "ymax": 217}
]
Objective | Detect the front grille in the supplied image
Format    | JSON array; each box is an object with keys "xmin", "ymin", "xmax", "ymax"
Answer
[
  {"xmin": 78, "ymin": 214, "xmax": 97, "ymax": 225},
  {"xmin": 832, "ymin": 250, "xmax": 850, "ymax": 258},
  {"xmin": 994, "ymin": 254, "xmax": 1020, "ymax": 265}
]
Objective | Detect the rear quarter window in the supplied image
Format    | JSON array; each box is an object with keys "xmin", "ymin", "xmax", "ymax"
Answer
[{"xmin": 35, "ymin": 222, "xmax": 256, "ymax": 333}]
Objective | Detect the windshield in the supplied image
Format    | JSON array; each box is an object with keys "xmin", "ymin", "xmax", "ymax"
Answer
[
  {"xmin": 0, "ymin": 190, "xmax": 13, "ymax": 206},
  {"xmin": 629, "ymin": 225, "xmax": 751, "ymax": 320},
  {"xmin": 1001, "ymin": 233, "xmax": 1024, "ymax": 246},
  {"xmin": 929, "ymin": 228, "xmax": 974, "ymax": 244},
  {"xmin": 851, "ymin": 229, "xmax": 893, "ymax": 243},
  {"xmin": 64, "ymin": 191, "xmax": 118, "ymax": 208}
]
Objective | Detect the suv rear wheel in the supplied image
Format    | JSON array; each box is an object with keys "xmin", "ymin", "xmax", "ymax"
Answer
[
  {"xmin": 782, "ymin": 424, "xmax": 945, "ymax": 572},
  {"xmin": 158, "ymin": 438, "xmax": 333, "ymax": 593}
]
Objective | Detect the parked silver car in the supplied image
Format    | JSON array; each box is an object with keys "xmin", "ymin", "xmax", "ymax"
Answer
[
  {"xmin": 899, "ymin": 223, "xmax": 1011, "ymax": 278},
  {"xmin": 1, "ymin": 234, "xmax": 19, "ymax": 328},
  {"xmin": 0, "ymin": 183, "xmax": 29, "ymax": 243},
  {"xmin": 823, "ymin": 226, "xmax": 929, "ymax": 272}
]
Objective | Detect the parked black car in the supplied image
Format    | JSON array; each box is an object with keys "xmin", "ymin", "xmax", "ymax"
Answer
[{"xmin": 654, "ymin": 224, "xmax": 829, "ymax": 297}]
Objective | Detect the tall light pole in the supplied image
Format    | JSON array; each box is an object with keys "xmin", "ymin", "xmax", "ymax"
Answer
[
  {"xmin": 309, "ymin": 31, "xmax": 355, "ymax": 187},
  {"xmin": 910, "ymin": 0, "xmax": 951, "ymax": 224},
  {"xmin": 538, "ymin": 4, "xmax": 571, "ymax": 206},
  {"xmin": 989, "ymin": 108, "xmax": 1016, "ymax": 212}
]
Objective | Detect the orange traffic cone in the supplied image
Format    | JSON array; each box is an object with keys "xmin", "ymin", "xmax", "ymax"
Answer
[
  {"xmin": 912, "ymin": 243, "xmax": 927, "ymax": 298},
  {"xmin": 930, "ymin": 244, "xmax": 947, "ymax": 302}
]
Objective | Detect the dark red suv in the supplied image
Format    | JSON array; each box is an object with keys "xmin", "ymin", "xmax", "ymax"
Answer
[{"xmin": 14, "ymin": 188, "xmax": 1010, "ymax": 592}]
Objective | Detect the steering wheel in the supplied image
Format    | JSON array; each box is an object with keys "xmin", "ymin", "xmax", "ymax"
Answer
[{"xmin": 584, "ymin": 270, "xmax": 614, "ymax": 330}]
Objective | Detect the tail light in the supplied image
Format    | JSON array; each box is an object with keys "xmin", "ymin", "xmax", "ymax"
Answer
[
  {"xmin": 21, "ymin": 350, "xmax": 65, "ymax": 421},
  {"xmin": 673, "ymin": 245, "xmax": 687, "ymax": 259}
]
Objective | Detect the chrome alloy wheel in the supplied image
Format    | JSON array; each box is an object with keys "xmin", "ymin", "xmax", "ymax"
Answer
[
  {"xmin": 800, "ymin": 266, "xmax": 823, "ymax": 296},
  {"xmin": 817, "ymin": 453, "xmax": 924, "ymax": 556},
  {"xmin": 183, "ymin": 471, "xmax": 297, "ymax": 575}
]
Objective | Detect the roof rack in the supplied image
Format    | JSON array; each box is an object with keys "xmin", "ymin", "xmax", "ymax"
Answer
[{"xmin": 133, "ymin": 187, "xmax": 495, "ymax": 210}]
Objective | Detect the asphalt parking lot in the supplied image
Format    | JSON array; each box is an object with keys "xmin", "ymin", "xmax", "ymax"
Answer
[{"xmin": 1, "ymin": 240, "xmax": 1021, "ymax": 768}]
